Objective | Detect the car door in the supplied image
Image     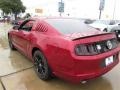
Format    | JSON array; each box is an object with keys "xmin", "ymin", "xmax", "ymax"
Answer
[
  {"xmin": 15, "ymin": 20, "xmax": 34, "ymax": 55},
  {"xmin": 10, "ymin": 24, "xmax": 21, "ymax": 48}
]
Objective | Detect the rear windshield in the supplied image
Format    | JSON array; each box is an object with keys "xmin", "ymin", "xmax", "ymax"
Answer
[{"xmin": 45, "ymin": 19, "xmax": 94, "ymax": 34}]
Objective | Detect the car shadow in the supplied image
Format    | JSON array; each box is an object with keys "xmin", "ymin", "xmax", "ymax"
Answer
[{"xmin": 45, "ymin": 76, "xmax": 113, "ymax": 90}]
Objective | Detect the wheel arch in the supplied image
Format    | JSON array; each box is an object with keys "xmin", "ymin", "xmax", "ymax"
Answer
[
  {"xmin": 32, "ymin": 47, "xmax": 40, "ymax": 58},
  {"xmin": 31, "ymin": 47, "xmax": 53, "ymax": 73},
  {"xmin": 31, "ymin": 46, "xmax": 46, "ymax": 59}
]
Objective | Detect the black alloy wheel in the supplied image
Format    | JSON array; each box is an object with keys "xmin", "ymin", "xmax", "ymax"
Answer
[
  {"xmin": 33, "ymin": 50, "xmax": 52, "ymax": 80},
  {"xmin": 8, "ymin": 36, "xmax": 16, "ymax": 50}
]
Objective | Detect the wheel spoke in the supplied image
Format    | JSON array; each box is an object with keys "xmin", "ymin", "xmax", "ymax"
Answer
[
  {"xmin": 34, "ymin": 55, "xmax": 46, "ymax": 75},
  {"xmin": 34, "ymin": 57, "xmax": 39, "ymax": 63}
]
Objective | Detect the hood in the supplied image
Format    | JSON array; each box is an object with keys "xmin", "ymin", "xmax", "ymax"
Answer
[{"xmin": 65, "ymin": 30, "xmax": 110, "ymax": 40}]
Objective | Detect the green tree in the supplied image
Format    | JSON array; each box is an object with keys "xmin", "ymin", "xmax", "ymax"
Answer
[
  {"xmin": 10, "ymin": 0, "xmax": 26, "ymax": 20},
  {"xmin": 0, "ymin": 0, "xmax": 11, "ymax": 15},
  {"xmin": 0, "ymin": 0, "xmax": 26, "ymax": 20}
]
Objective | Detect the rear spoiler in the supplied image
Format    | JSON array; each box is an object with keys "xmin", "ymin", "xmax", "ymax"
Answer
[{"xmin": 72, "ymin": 32, "xmax": 115, "ymax": 41}]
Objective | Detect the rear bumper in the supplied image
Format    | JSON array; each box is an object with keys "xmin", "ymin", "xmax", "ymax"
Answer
[
  {"xmin": 56, "ymin": 46, "xmax": 120, "ymax": 83},
  {"xmin": 63, "ymin": 59, "xmax": 119, "ymax": 83}
]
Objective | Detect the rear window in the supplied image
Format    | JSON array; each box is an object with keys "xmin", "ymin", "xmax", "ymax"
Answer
[{"xmin": 45, "ymin": 19, "xmax": 94, "ymax": 34}]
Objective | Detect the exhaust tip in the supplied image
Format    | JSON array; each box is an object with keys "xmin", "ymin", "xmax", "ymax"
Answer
[{"xmin": 81, "ymin": 81, "xmax": 87, "ymax": 84}]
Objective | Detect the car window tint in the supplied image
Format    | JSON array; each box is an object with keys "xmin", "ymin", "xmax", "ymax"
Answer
[
  {"xmin": 45, "ymin": 19, "xmax": 96, "ymax": 34},
  {"xmin": 20, "ymin": 20, "xmax": 34, "ymax": 31}
]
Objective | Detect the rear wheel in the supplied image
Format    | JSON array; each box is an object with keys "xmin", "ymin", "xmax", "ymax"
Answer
[
  {"xmin": 8, "ymin": 36, "xmax": 16, "ymax": 50},
  {"xmin": 33, "ymin": 50, "xmax": 52, "ymax": 80}
]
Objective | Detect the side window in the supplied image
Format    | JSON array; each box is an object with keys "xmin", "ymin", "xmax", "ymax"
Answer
[{"xmin": 20, "ymin": 20, "xmax": 34, "ymax": 31}]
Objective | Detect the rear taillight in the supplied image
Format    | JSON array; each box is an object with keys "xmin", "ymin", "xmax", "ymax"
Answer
[
  {"xmin": 75, "ymin": 44, "xmax": 98, "ymax": 55},
  {"xmin": 75, "ymin": 39, "xmax": 118, "ymax": 56}
]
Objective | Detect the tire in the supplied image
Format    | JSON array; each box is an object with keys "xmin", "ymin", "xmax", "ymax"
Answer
[
  {"xmin": 33, "ymin": 50, "xmax": 52, "ymax": 80},
  {"xmin": 8, "ymin": 36, "xmax": 16, "ymax": 50}
]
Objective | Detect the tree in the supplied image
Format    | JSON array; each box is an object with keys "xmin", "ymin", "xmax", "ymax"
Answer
[
  {"xmin": 10, "ymin": 0, "xmax": 26, "ymax": 20},
  {"xmin": 0, "ymin": 0, "xmax": 11, "ymax": 15},
  {"xmin": 0, "ymin": 0, "xmax": 26, "ymax": 20}
]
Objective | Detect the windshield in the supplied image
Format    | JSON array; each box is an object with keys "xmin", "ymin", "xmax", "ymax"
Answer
[{"xmin": 46, "ymin": 19, "xmax": 96, "ymax": 34}]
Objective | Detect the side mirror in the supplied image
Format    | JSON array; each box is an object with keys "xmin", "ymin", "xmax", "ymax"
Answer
[{"xmin": 13, "ymin": 25, "xmax": 19, "ymax": 30}]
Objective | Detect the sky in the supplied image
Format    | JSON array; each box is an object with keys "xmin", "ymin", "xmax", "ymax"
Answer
[{"xmin": 21, "ymin": 0, "xmax": 120, "ymax": 19}]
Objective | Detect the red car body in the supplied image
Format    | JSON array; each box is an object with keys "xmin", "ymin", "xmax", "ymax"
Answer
[{"xmin": 8, "ymin": 17, "xmax": 120, "ymax": 83}]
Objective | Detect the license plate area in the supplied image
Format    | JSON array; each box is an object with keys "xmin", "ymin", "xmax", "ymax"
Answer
[
  {"xmin": 101, "ymin": 54, "xmax": 118, "ymax": 67},
  {"xmin": 105, "ymin": 56, "xmax": 113, "ymax": 66}
]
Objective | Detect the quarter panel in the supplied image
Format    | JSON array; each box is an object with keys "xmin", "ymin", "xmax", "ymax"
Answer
[{"xmin": 29, "ymin": 32, "xmax": 75, "ymax": 75}]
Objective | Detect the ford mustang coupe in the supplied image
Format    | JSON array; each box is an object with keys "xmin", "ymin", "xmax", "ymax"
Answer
[{"xmin": 8, "ymin": 17, "xmax": 120, "ymax": 83}]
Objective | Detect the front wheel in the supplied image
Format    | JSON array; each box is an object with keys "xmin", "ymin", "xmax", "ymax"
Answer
[
  {"xmin": 33, "ymin": 50, "xmax": 52, "ymax": 80},
  {"xmin": 8, "ymin": 36, "xmax": 16, "ymax": 50}
]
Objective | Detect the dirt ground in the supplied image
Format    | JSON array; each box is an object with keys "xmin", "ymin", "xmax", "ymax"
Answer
[{"xmin": 0, "ymin": 23, "xmax": 120, "ymax": 90}]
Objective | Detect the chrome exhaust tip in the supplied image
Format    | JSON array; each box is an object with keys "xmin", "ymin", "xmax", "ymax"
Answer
[{"xmin": 81, "ymin": 81, "xmax": 87, "ymax": 84}]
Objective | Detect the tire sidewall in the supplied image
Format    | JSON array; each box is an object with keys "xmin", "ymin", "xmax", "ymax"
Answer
[{"xmin": 33, "ymin": 50, "xmax": 51, "ymax": 80}]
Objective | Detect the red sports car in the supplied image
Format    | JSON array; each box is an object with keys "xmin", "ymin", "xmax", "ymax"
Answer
[{"xmin": 8, "ymin": 17, "xmax": 120, "ymax": 83}]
